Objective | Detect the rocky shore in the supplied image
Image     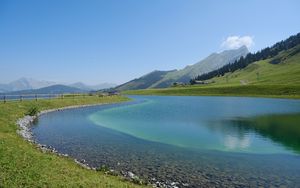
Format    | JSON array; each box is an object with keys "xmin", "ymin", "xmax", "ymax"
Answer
[
  {"xmin": 16, "ymin": 104, "xmax": 108, "ymax": 170},
  {"xmin": 17, "ymin": 103, "xmax": 110, "ymax": 142},
  {"xmin": 16, "ymin": 104, "xmax": 183, "ymax": 188}
]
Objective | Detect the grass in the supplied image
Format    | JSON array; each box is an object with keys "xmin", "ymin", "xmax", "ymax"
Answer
[
  {"xmin": 0, "ymin": 95, "xmax": 147, "ymax": 188},
  {"xmin": 124, "ymin": 45, "xmax": 300, "ymax": 99},
  {"xmin": 123, "ymin": 85, "xmax": 300, "ymax": 99}
]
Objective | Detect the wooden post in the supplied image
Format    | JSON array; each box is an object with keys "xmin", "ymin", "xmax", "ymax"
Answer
[
  {"xmin": 3, "ymin": 95, "xmax": 6, "ymax": 104},
  {"xmin": 35, "ymin": 94, "xmax": 38, "ymax": 101}
]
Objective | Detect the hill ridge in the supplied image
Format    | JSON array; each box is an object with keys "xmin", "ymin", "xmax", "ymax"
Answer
[{"xmin": 116, "ymin": 46, "xmax": 248, "ymax": 90}]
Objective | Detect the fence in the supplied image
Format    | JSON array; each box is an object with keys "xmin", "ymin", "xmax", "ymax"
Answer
[{"xmin": 0, "ymin": 93, "xmax": 117, "ymax": 103}]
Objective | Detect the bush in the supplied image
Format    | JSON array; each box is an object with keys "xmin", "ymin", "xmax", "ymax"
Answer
[
  {"xmin": 96, "ymin": 165, "xmax": 109, "ymax": 172},
  {"xmin": 25, "ymin": 106, "xmax": 39, "ymax": 116}
]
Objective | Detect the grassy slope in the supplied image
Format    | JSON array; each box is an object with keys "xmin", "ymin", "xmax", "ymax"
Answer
[
  {"xmin": 0, "ymin": 96, "xmax": 146, "ymax": 188},
  {"xmin": 210, "ymin": 45, "xmax": 300, "ymax": 86},
  {"xmin": 124, "ymin": 45, "xmax": 300, "ymax": 99},
  {"xmin": 115, "ymin": 70, "xmax": 175, "ymax": 91}
]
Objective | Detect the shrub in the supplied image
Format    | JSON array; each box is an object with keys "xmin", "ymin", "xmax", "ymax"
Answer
[
  {"xmin": 25, "ymin": 106, "xmax": 39, "ymax": 116},
  {"xmin": 96, "ymin": 165, "xmax": 109, "ymax": 172}
]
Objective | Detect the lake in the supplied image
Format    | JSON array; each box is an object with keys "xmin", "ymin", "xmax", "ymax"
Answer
[{"xmin": 32, "ymin": 95, "xmax": 300, "ymax": 187}]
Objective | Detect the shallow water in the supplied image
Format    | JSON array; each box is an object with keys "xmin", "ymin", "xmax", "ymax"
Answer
[{"xmin": 32, "ymin": 96, "xmax": 300, "ymax": 187}]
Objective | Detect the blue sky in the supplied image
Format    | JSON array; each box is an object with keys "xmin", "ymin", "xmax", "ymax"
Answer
[{"xmin": 0, "ymin": 0, "xmax": 299, "ymax": 84}]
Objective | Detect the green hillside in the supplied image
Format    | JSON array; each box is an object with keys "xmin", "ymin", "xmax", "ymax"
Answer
[
  {"xmin": 115, "ymin": 70, "xmax": 176, "ymax": 91},
  {"xmin": 150, "ymin": 46, "xmax": 249, "ymax": 88},
  {"xmin": 124, "ymin": 44, "xmax": 300, "ymax": 98},
  {"xmin": 116, "ymin": 46, "xmax": 248, "ymax": 90},
  {"xmin": 209, "ymin": 44, "xmax": 300, "ymax": 86}
]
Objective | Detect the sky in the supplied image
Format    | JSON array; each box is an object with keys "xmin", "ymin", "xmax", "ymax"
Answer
[{"xmin": 0, "ymin": 0, "xmax": 299, "ymax": 85}]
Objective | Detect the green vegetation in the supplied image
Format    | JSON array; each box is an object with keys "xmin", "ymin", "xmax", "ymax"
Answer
[
  {"xmin": 25, "ymin": 105, "xmax": 39, "ymax": 116},
  {"xmin": 209, "ymin": 45, "xmax": 300, "ymax": 87},
  {"xmin": 0, "ymin": 95, "xmax": 147, "ymax": 188},
  {"xmin": 123, "ymin": 85, "xmax": 300, "ymax": 99},
  {"xmin": 115, "ymin": 70, "xmax": 176, "ymax": 91},
  {"xmin": 124, "ymin": 44, "xmax": 300, "ymax": 99}
]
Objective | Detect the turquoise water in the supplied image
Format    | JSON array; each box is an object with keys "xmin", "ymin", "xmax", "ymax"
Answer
[
  {"xmin": 89, "ymin": 96, "xmax": 300, "ymax": 154},
  {"xmin": 32, "ymin": 96, "xmax": 300, "ymax": 187}
]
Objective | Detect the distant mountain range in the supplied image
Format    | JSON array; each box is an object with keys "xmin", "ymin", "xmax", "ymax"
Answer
[
  {"xmin": 0, "ymin": 78, "xmax": 55, "ymax": 93},
  {"xmin": 0, "ymin": 78, "xmax": 116, "ymax": 93},
  {"xmin": 69, "ymin": 82, "xmax": 117, "ymax": 91},
  {"xmin": 4, "ymin": 85, "xmax": 86, "ymax": 95},
  {"xmin": 116, "ymin": 46, "xmax": 249, "ymax": 90}
]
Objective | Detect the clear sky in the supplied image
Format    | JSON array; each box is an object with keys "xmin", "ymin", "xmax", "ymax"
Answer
[{"xmin": 0, "ymin": 0, "xmax": 299, "ymax": 85}]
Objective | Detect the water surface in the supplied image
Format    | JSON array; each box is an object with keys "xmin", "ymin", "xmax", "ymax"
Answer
[{"xmin": 32, "ymin": 96, "xmax": 300, "ymax": 187}]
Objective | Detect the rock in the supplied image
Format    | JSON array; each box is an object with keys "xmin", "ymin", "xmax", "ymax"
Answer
[
  {"xmin": 128, "ymin": 171, "xmax": 135, "ymax": 179},
  {"xmin": 16, "ymin": 115, "xmax": 35, "ymax": 141},
  {"xmin": 74, "ymin": 159, "xmax": 91, "ymax": 170}
]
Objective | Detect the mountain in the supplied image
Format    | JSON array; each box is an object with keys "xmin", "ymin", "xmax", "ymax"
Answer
[
  {"xmin": 69, "ymin": 82, "xmax": 92, "ymax": 91},
  {"xmin": 4, "ymin": 84, "xmax": 86, "ymax": 95},
  {"xmin": 0, "ymin": 78, "xmax": 56, "ymax": 92},
  {"xmin": 193, "ymin": 32, "xmax": 300, "ymax": 82},
  {"xmin": 124, "ymin": 33, "xmax": 300, "ymax": 97},
  {"xmin": 116, "ymin": 46, "xmax": 248, "ymax": 90},
  {"xmin": 69, "ymin": 82, "xmax": 117, "ymax": 91},
  {"xmin": 124, "ymin": 44, "xmax": 300, "ymax": 97},
  {"xmin": 0, "ymin": 78, "xmax": 116, "ymax": 93},
  {"xmin": 200, "ymin": 43, "xmax": 300, "ymax": 86},
  {"xmin": 0, "ymin": 84, "xmax": 10, "ymax": 93},
  {"xmin": 115, "ymin": 70, "xmax": 176, "ymax": 91},
  {"xmin": 151, "ymin": 46, "xmax": 249, "ymax": 88},
  {"xmin": 91, "ymin": 83, "xmax": 117, "ymax": 90},
  {"xmin": 9, "ymin": 77, "xmax": 56, "ymax": 91}
]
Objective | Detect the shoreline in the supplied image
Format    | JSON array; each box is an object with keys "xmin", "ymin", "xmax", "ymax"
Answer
[
  {"xmin": 126, "ymin": 93, "xmax": 300, "ymax": 100},
  {"xmin": 125, "ymin": 92, "xmax": 300, "ymax": 100},
  {"xmin": 122, "ymin": 84, "xmax": 300, "ymax": 100},
  {"xmin": 16, "ymin": 102, "xmax": 165, "ymax": 187},
  {"xmin": 16, "ymin": 101, "xmax": 184, "ymax": 187},
  {"xmin": 17, "ymin": 103, "xmax": 112, "ymax": 170},
  {"xmin": 17, "ymin": 103, "xmax": 113, "ymax": 143},
  {"xmin": 0, "ymin": 95, "xmax": 149, "ymax": 187}
]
